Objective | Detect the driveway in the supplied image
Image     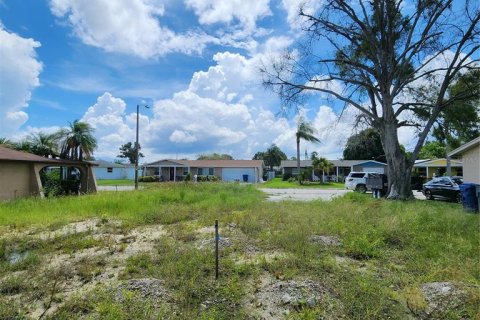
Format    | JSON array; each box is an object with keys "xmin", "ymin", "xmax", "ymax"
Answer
[
  {"xmin": 261, "ymin": 188, "xmax": 351, "ymax": 202},
  {"xmin": 261, "ymin": 188, "xmax": 426, "ymax": 201},
  {"xmin": 97, "ymin": 186, "xmax": 141, "ymax": 191}
]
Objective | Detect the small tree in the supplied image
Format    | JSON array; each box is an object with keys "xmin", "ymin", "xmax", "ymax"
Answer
[
  {"xmin": 344, "ymin": 128, "xmax": 385, "ymax": 162},
  {"xmin": 296, "ymin": 118, "xmax": 320, "ymax": 183},
  {"xmin": 313, "ymin": 156, "xmax": 334, "ymax": 183},
  {"xmin": 57, "ymin": 120, "xmax": 97, "ymax": 161},
  {"xmin": 418, "ymin": 141, "xmax": 447, "ymax": 159},
  {"xmin": 252, "ymin": 144, "xmax": 287, "ymax": 170},
  {"xmin": 118, "ymin": 142, "xmax": 144, "ymax": 164},
  {"xmin": 27, "ymin": 132, "xmax": 60, "ymax": 158}
]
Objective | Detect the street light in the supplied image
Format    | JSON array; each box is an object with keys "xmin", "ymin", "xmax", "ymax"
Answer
[{"xmin": 135, "ymin": 104, "xmax": 149, "ymax": 190}]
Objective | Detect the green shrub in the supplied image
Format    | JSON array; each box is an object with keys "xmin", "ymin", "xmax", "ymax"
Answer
[
  {"xmin": 40, "ymin": 169, "xmax": 63, "ymax": 197},
  {"xmin": 138, "ymin": 176, "xmax": 157, "ymax": 183},
  {"xmin": 208, "ymin": 175, "xmax": 220, "ymax": 182},
  {"xmin": 184, "ymin": 173, "xmax": 192, "ymax": 182},
  {"xmin": 282, "ymin": 172, "xmax": 292, "ymax": 181}
]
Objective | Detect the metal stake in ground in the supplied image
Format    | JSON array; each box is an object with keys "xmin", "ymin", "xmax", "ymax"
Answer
[{"xmin": 215, "ymin": 219, "xmax": 219, "ymax": 280}]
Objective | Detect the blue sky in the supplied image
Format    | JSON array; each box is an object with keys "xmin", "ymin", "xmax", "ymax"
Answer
[{"xmin": 0, "ymin": 0, "xmax": 384, "ymax": 161}]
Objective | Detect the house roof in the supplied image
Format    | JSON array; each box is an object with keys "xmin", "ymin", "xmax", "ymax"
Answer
[
  {"xmin": 146, "ymin": 159, "xmax": 264, "ymax": 168},
  {"xmin": 90, "ymin": 160, "xmax": 126, "ymax": 168},
  {"xmin": 413, "ymin": 158, "xmax": 462, "ymax": 167},
  {"xmin": 280, "ymin": 159, "xmax": 387, "ymax": 168},
  {"xmin": 447, "ymin": 137, "xmax": 480, "ymax": 158},
  {"xmin": 0, "ymin": 146, "xmax": 95, "ymax": 166}
]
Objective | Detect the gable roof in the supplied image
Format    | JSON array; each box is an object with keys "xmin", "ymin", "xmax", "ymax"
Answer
[
  {"xmin": 145, "ymin": 159, "xmax": 264, "ymax": 168},
  {"xmin": 447, "ymin": 137, "xmax": 480, "ymax": 158},
  {"xmin": 90, "ymin": 160, "xmax": 126, "ymax": 168},
  {"xmin": 0, "ymin": 146, "xmax": 95, "ymax": 166}
]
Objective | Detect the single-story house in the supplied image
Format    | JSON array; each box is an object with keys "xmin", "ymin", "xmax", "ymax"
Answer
[
  {"xmin": 447, "ymin": 137, "xmax": 480, "ymax": 184},
  {"xmin": 143, "ymin": 159, "xmax": 264, "ymax": 183},
  {"xmin": 412, "ymin": 158, "xmax": 463, "ymax": 179},
  {"xmin": 0, "ymin": 146, "xmax": 97, "ymax": 201},
  {"xmin": 280, "ymin": 159, "xmax": 388, "ymax": 181},
  {"xmin": 91, "ymin": 160, "xmax": 136, "ymax": 180}
]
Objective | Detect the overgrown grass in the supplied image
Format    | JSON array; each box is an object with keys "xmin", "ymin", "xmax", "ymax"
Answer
[
  {"xmin": 0, "ymin": 182, "xmax": 262, "ymax": 228},
  {"xmin": 260, "ymin": 177, "xmax": 344, "ymax": 189},
  {"xmin": 0, "ymin": 184, "xmax": 478, "ymax": 319}
]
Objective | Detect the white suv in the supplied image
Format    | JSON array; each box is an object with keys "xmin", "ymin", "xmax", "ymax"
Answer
[{"xmin": 345, "ymin": 172, "xmax": 377, "ymax": 192}]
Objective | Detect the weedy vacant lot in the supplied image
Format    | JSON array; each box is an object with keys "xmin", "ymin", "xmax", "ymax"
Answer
[{"xmin": 0, "ymin": 183, "xmax": 478, "ymax": 319}]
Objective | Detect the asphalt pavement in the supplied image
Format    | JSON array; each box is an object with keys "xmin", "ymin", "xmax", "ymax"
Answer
[
  {"xmin": 261, "ymin": 188, "xmax": 426, "ymax": 202},
  {"xmin": 261, "ymin": 188, "xmax": 351, "ymax": 201}
]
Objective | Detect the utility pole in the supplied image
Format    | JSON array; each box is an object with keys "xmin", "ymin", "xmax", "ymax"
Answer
[{"xmin": 135, "ymin": 104, "xmax": 148, "ymax": 190}]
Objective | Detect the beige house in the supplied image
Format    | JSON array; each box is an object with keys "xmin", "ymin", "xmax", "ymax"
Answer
[
  {"xmin": 0, "ymin": 146, "xmax": 97, "ymax": 201},
  {"xmin": 448, "ymin": 137, "xmax": 480, "ymax": 184},
  {"xmin": 143, "ymin": 159, "xmax": 264, "ymax": 183}
]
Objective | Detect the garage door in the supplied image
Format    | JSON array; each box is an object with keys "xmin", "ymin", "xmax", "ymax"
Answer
[
  {"xmin": 222, "ymin": 168, "xmax": 256, "ymax": 182},
  {"xmin": 362, "ymin": 167, "xmax": 384, "ymax": 173}
]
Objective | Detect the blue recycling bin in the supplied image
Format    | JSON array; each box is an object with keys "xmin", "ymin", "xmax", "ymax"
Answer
[
  {"xmin": 242, "ymin": 174, "xmax": 249, "ymax": 182},
  {"xmin": 459, "ymin": 183, "xmax": 479, "ymax": 213}
]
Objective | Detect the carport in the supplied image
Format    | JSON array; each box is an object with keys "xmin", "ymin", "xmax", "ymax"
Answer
[{"xmin": 0, "ymin": 146, "xmax": 97, "ymax": 200}]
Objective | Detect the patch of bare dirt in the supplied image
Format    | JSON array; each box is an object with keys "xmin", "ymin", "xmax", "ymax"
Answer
[
  {"xmin": 244, "ymin": 272, "xmax": 330, "ymax": 319},
  {"xmin": 417, "ymin": 282, "xmax": 467, "ymax": 319},
  {"xmin": 310, "ymin": 235, "xmax": 342, "ymax": 246},
  {"xmin": 117, "ymin": 278, "xmax": 171, "ymax": 301},
  {"xmin": 26, "ymin": 222, "xmax": 168, "ymax": 318}
]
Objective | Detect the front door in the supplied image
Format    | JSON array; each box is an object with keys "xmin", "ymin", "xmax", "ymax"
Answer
[{"xmin": 169, "ymin": 167, "xmax": 174, "ymax": 181}]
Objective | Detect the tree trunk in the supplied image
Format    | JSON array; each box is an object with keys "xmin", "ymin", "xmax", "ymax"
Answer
[{"xmin": 379, "ymin": 121, "xmax": 413, "ymax": 200}]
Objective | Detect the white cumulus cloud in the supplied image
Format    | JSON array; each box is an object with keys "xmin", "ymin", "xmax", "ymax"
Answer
[
  {"xmin": 49, "ymin": 0, "xmax": 216, "ymax": 59},
  {"xmin": 185, "ymin": 0, "xmax": 271, "ymax": 33},
  {"xmin": 81, "ymin": 92, "xmax": 144, "ymax": 159},
  {"xmin": 0, "ymin": 26, "xmax": 42, "ymax": 137}
]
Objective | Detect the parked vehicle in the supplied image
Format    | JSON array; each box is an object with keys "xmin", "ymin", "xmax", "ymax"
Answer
[
  {"xmin": 422, "ymin": 176, "xmax": 463, "ymax": 203},
  {"xmin": 345, "ymin": 172, "xmax": 379, "ymax": 193}
]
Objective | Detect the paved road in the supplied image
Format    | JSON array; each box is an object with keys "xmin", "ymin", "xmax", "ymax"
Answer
[
  {"xmin": 97, "ymin": 186, "xmax": 140, "ymax": 191},
  {"xmin": 261, "ymin": 188, "xmax": 351, "ymax": 202},
  {"xmin": 261, "ymin": 188, "xmax": 426, "ymax": 202}
]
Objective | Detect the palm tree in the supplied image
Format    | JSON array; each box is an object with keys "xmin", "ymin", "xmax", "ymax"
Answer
[
  {"xmin": 313, "ymin": 157, "xmax": 333, "ymax": 183},
  {"xmin": 0, "ymin": 137, "xmax": 12, "ymax": 147},
  {"xmin": 58, "ymin": 120, "xmax": 97, "ymax": 161},
  {"xmin": 12, "ymin": 140, "xmax": 33, "ymax": 153},
  {"xmin": 27, "ymin": 132, "xmax": 60, "ymax": 157},
  {"xmin": 296, "ymin": 118, "xmax": 320, "ymax": 182}
]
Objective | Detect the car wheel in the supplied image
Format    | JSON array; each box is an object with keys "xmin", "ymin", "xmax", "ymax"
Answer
[
  {"xmin": 425, "ymin": 190, "xmax": 433, "ymax": 200},
  {"xmin": 456, "ymin": 192, "xmax": 462, "ymax": 204},
  {"xmin": 355, "ymin": 184, "xmax": 367, "ymax": 193}
]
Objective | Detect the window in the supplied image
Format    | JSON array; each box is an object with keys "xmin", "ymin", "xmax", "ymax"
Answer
[
  {"xmin": 107, "ymin": 167, "xmax": 113, "ymax": 173},
  {"xmin": 198, "ymin": 168, "xmax": 214, "ymax": 175},
  {"xmin": 350, "ymin": 173, "xmax": 366, "ymax": 178}
]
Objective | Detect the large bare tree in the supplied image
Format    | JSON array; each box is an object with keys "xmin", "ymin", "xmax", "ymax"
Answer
[{"xmin": 262, "ymin": 0, "xmax": 479, "ymax": 199}]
